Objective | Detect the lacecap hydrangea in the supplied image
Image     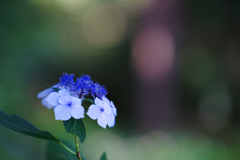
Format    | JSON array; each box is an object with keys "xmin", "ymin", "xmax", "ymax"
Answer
[{"xmin": 37, "ymin": 73, "xmax": 116, "ymax": 128}]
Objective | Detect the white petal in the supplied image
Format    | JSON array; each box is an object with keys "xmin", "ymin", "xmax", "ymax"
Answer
[
  {"xmin": 53, "ymin": 105, "xmax": 57, "ymax": 111},
  {"xmin": 41, "ymin": 98, "xmax": 53, "ymax": 109},
  {"xmin": 95, "ymin": 97, "xmax": 103, "ymax": 107},
  {"xmin": 65, "ymin": 86, "xmax": 72, "ymax": 92},
  {"xmin": 58, "ymin": 96, "xmax": 71, "ymax": 105},
  {"xmin": 111, "ymin": 101, "xmax": 117, "ymax": 116},
  {"xmin": 97, "ymin": 113, "xmax": 108, "ymax": 128},
  {"xmin": 37, "ymin": 88, "xmax": 53, "ymax": 98},
  {"xmin": 58, "ymin": 86, "xmax": 65, "ymax": 90},
  {"xmin": 58, "ymin": 89, "xmax": 70, "ymax": 96},
  {"xmin": 107, "ymin": 113, "xmax": 115, "ymax": 127},
  {"xmin": 54, "ymin": 105, "xmax": 71, "ymax": 121},
  {"xmin": 71, "ymin": 97, "xmax": 82, "ymax": 106},
  {"xmin": 102, "ymin": 97, "xmax": 110, "ymax": 105},
  {"xmin": 87, "ymin": 105, "xmax": 101, "ymax": 120},
  {"xmin": 103, "ymin": 103, "xmax": 112, "ymax": 115},
  {"xmin": 71, "ymin": 105, "xmax": 84, "ymax": 119},
  {"xmin": 46, "ymin": 92, "xmax": 59, "ymax": 106},
  {"xmin": 52, "ymin": 83, "xmax": 60, "ymax": 88}
]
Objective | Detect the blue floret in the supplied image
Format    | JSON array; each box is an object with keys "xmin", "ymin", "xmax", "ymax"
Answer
[
  {"xmin": 59, "ymin": 73, "xmax": 75, "ymax": 89},
  {"xmin": 58, "ymin": 73, "xmax": 107, "ymax": 99},
  {"xmin": 91, "ymin": 83, "xmax": 107, "ymax": 99}
]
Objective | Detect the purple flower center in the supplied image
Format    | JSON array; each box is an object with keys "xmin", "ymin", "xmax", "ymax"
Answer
[
  {"xmin": 100, "ymin": 107, "xmax": 104, "ymax": 112},
  {"xmin": 67, "ymin": 101, "xmax": 72, "ymax": 107}
]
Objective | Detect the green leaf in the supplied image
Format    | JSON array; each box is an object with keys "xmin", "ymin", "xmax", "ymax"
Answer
[
  {"xmin": 0, "ymin": 110, "xmax": 57, "ymax": 141},
  {"xmin": 46, "ymin": 141, "xmax": 78, "ymax": 160},
  {"xmin": 63, "ymin": 118, "xmax": 86, "ymax": 143},
  {"xmin": 100, "ymin": 152, "xmax": 108, "ymax": 160},
  {"xmin": 83, "ymin": 98, "xmax": 94, "ymax": 104}
]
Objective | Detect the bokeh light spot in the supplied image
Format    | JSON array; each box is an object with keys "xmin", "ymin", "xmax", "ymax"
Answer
[
  {"xmin": 81, "ymin": 4, "xmax": 127, "ymax": 48},
  {"xmin": 54, "ymin": 0, "xmax": 93, "ymax": 14},
  {"xmin": 132, "ymin": 27, "xmax": 175, "ymax": 84}
]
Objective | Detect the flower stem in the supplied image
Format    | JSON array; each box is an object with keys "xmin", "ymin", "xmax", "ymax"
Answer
[
  {"xmin": 55, "ymin": 140, "xmax": 76, "ymax": 155},
  {"xmin": 75, "ymin": 136, "xmax": 82, "ymax": 160}
]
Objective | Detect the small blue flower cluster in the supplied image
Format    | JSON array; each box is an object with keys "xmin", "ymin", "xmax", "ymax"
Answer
[
  {"xmin": 37, "ymin": 73, "xmax": 116, "ymax": 129},
  {"xmin": 59, "ymin": 73, "xmax": 107, "ymax": 99}
]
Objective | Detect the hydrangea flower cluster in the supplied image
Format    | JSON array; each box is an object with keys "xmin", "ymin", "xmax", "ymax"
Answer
[{"xmin": 37, "ymin": 73, "xmax": 116, "ymax": 128}]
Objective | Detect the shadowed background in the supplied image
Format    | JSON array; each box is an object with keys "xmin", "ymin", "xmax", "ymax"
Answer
[{"xmin": 1, "ymin": 0, "xmax": 240, "ymax": 159}]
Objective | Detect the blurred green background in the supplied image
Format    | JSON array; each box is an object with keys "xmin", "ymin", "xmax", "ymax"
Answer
[{"xmin": 1, "ymin": 0, "xmax": 240, "ymax": 159}]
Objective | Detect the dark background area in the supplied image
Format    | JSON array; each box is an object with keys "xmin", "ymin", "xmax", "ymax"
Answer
[{"xmin": 1, "ymin": 0, "xmax": 240, "ymax": 159}]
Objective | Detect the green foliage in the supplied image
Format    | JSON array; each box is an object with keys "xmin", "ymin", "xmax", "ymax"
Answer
[
  {"xmin": 100, "ymin": 152, "xmax": 108, "ymax": 160},
  {"xmin": 83, "ymin": 98, "xmax": 95, "ymax": 104},
  {"xmin": 46, "ymin": 141, "xmax": 78, "ymax": 160},
  {"xmin": 63, "ymin": 118, "xmax": 86, "ymax": 143},
  {"xmin": 0, "ymin": 110, "xmax": 57, "ymax": 141}
]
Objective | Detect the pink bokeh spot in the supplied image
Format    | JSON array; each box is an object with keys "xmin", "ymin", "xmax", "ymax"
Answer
[{"xmin": 132, "ymin": 26, "xmax": 175, "ymax": 84}]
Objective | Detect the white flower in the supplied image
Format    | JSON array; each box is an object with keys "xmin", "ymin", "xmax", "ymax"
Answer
[
  {"xmin": 46, "ymin": 89, "xmax": 84, "ymax": 121},
  {"xmin": 37, "ymin": 84, "xmax": 60, "ymax": 109},
  {"xmin": 87, "ymin": 97, "xmax": 112, "ymax": 128},
  {"xmin": 102, "ymin": 97, "xmax": 117, "ymax": 127}
]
